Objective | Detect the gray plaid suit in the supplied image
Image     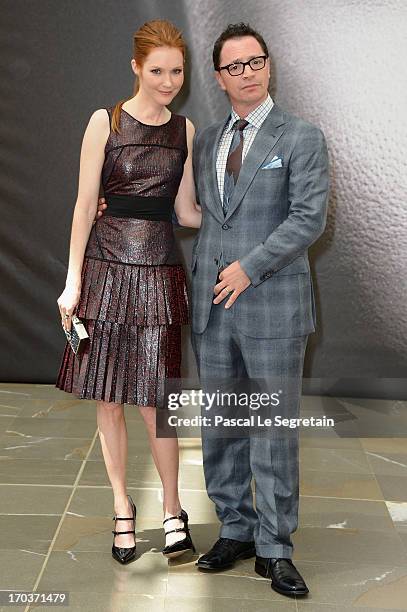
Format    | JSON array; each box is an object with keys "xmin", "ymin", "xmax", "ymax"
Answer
[{"xmin": 190, "ymin": 103, "xmax": 329, "ymax": 558}]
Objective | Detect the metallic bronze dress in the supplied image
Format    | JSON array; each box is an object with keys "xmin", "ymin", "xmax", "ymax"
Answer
[{"xmin": 56, "ymin": 107, "xmax": 189, "ymax": 406}]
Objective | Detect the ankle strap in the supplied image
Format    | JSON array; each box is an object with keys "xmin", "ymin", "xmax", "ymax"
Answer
[
  {"xmin": 163, "ymin": 513, "xmax": 183, "ymax": 524},
  {"xmin": 164, "ymin": 527, "xmax": 186, "ymax": 535},
  {"xmin": 112, "ymin": 515, "xmax": 133, "ymax": 520},
  {"xmin": 112, "ymin": 529, "xmax": 135, "ymax": 535}
]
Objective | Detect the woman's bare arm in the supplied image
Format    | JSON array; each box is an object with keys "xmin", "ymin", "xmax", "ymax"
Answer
[
  {"xmin": 57, "ymin": 109, "xmax": 109, "ymax": 328},
  {"xmin": 173, "ymin": 118, "xmax": 202, "ymax": 228}
]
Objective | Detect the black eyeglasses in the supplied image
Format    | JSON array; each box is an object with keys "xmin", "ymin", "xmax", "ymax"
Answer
[{"xmin": 218, "ymin": 55, "xmax": 268, "ymax": 76}]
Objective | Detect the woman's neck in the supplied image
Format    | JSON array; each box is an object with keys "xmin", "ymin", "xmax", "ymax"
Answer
[{"xmin": 123, "ymin": 93, "xmax": 170, "ymax": 125}]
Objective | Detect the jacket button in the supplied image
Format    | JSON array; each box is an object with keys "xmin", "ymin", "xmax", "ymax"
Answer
[{"xmin": 222, "ymin": 223, "xmax": 229, "ymax": 230}]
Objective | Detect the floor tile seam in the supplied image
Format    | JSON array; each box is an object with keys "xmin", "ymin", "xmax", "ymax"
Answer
[
  {"xmin": 0, "ymin": 483, "xmax": 389, "ymax": 502},
  {"xmin": 300, "ymin": 494, "xmax": 384, "ymax": 502},
  {"xmin": 0, "ymin": 483, "xmax": 75, "ymax": 488},
  {"xmin": 0, "ymin": 436, "xmax": 96, "ymax": 441},
  {"xmin": 299, "ymin": 494, "xmax": 384, "ymax": 502},
  {"xmin": 1, "ymin": 434, "xmax": 98, "ymax": 440},
  {"xmin": 77, "ymin": 485, "xmax": 210, "ymax": 492},
  {"xmin": 300, "ymin": 467, "xmax": 374, "ymax": 474},
  {"xmin": 363, "ymin": 450, "xmax": 404, "ymax": 539}
]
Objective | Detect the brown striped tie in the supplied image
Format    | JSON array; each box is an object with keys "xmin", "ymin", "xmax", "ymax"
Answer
[{"xmin": 223, "ymin": 119, "xmax": 249, "ymax": 215}]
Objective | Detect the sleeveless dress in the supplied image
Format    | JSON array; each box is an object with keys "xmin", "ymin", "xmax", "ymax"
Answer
[{"xmin": 56, "ymin": 107, "xmax": 189, "ymax": 407}]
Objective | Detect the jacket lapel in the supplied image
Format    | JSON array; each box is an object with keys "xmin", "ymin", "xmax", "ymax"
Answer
[
  {"xmin": 206, "ymin": 118, "xmax": 228, "ymax": 223},
  {"xmin": 224, "ymin": 104, "xmax": 288, "ymax": 221}
]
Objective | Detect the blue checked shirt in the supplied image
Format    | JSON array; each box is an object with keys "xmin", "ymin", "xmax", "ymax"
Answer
[{"xmin": 216, "ymin": 93, "xmax": 274, "ymax": 203}]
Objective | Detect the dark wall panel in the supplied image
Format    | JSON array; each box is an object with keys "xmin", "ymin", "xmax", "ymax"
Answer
[{"xmin": 1, "ymin": 1, "xmax": 406, "ymax": 397}]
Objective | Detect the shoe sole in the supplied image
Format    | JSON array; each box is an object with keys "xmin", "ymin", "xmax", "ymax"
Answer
[
  {"xmin": 254, "ymin": 562, "xmax": 309, "ymax": 596},
  {"xmin": 163, "ymin": 548, "xmax": 194, "ymax": 559},
  {"xmin": 196, "ymin": 547, "xmax": 256, "ymax": 570}
]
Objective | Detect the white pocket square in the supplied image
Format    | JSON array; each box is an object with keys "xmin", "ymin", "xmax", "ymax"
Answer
[{"xmin": 261, "ymin": 155, "xmax": 283, "ymax": 169}]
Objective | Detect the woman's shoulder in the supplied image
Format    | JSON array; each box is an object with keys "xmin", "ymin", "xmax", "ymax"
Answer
[
  {"xmin": 86, "ymin": 108, "xmax": 112, "ymax": 141},
  {"xmin": 81, "ymin": 108, "xmax": 111, "ymax": 151},
  {"xmin": 185, "ymin": 116, "xmax": 195, "ymax": 131},
  {"xmin": 88, "ymin": 108, "xmax": 111, "ymax": 128},
  {"xmin": 83, "ymin": 108, "xmax": 111, "ymax": 132}
]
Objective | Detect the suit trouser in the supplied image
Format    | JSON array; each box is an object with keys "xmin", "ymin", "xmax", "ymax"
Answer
[{"xmin": 191, "ymin": 300, "xmax": 308, "ymax": 558}]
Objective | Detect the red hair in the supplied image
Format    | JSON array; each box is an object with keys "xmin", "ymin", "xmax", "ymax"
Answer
[{"xmin": 111, "ymin": 20, "xmax": 186, "ymax": 133}]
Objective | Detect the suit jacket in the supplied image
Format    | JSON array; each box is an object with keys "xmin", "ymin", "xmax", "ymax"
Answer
[{"xmin": 191, "ymin": 103, "xmax": 329, "ymax": 338}]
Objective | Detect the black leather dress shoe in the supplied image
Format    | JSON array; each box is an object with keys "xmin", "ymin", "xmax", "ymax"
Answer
[
  {"xmin": 196, "ymin": 537, "xmax": 256, "ymax": 570},
  {"xmin": 255, "ymin": 556, "xmax": 309, "ymax": 596}
]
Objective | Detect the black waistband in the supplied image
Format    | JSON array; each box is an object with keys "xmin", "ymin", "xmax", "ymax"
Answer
[{"xmin": 104, "ymin": 194, "xmax": 175, "ymax": 222}]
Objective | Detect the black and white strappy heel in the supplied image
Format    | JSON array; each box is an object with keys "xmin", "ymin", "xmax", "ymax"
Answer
[{"xmin": 162, "ymin": 508, "xmax": 196, "ymax": 558}]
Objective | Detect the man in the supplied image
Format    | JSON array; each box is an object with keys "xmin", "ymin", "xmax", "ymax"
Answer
[
  {"xmin": 189, "ymin": 23, "xmax": 329, "ymax": 598},
  {"xmin": 98, "ymin": 22, "xmax": 329, "ymax": 597}
]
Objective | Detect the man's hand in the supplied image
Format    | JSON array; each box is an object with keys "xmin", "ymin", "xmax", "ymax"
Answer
[
  {"xmin": 93, "ymin": 196, "xmax": 107, "ymax": 224},
  {"xmin": 213, "ymin": 261, "xmax": 251, "ymax": 309}
]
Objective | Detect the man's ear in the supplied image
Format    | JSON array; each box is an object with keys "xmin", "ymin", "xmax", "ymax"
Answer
[{"xmin": 214, "ymin": 70, "xmax": 226, "ymax": 92}]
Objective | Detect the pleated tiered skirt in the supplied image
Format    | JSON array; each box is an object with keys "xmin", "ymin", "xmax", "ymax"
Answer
[{"xmin": 56, "ymin": 217, "xmax": 189, "ymax": 407}]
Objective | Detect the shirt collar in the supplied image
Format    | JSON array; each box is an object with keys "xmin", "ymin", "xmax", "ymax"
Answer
[{"xmin": 225, "ymin": 93, "xmax": 274, "ymax": 133}]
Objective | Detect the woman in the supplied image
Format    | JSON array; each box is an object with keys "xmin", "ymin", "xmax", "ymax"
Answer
[{"xmin": 56, "ymin": 19, "xmax": 201, "ymax": 565}]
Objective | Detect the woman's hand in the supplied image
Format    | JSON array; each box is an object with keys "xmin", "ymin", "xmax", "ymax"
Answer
[
  {"xmin": 94, "ymin": 196, "xmax": 107, "ymax": 223},
  {"xmin": 57, "ymin": 285, "xmax": 81, "ymax": 333}
]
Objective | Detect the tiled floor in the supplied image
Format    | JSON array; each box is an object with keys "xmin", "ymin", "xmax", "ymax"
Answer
[{"xmin": 0, "ymin": 384, "xmax": 406, "ymax": 611}]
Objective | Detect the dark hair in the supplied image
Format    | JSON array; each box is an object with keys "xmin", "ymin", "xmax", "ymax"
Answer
[{"xmin": 212, "ymin": 23, "xmax": 269, "ymax": 71}]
